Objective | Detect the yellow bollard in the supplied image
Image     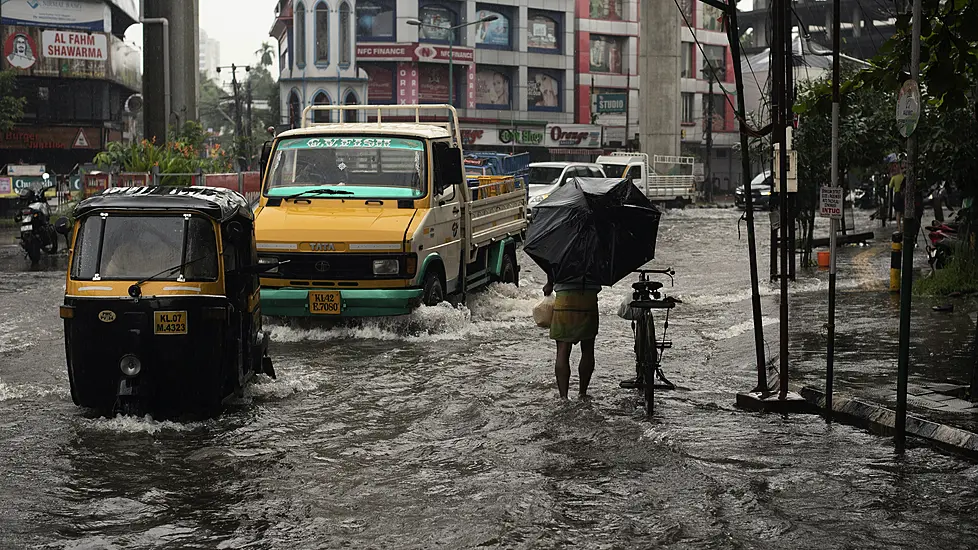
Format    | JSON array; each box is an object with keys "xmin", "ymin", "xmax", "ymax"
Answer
[{"xmin": 890, "ymin": 232, "xmax": 902, "ymax": 292}]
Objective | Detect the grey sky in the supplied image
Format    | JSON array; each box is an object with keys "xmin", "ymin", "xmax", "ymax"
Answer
[{"xmin": 125, "ymin": 0, "xmax": 279, "ymax": 85}]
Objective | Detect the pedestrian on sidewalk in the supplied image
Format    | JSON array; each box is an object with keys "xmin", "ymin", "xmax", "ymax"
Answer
[
  {"xmin": 886, "ymin": 153, "xmax": 906, "ymax": 232},
  {"xmin": 544, "ymin": 269, "xmax": 600, "ymax": 401}
]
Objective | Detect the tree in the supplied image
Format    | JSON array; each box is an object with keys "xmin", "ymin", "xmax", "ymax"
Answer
[
  {"xmin": 256, "ymin": 41, "xmax": 274, "ymax": 68},
  {"xmin": 0, "ymin": 70, "xmax": 26, "ymax": 131}
]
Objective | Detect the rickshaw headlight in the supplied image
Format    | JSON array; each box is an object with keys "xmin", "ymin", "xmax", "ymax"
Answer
[
  {"xmin": 373, "ymin": 259, "xmax": 399, "ymax": 275},
  {"xmin": 119, "ymin": 354, "xmax": 142, "ymax": 377},
  {"xmin": 258, "ymin": 256, "xmax": 279, "ymax": 273}
]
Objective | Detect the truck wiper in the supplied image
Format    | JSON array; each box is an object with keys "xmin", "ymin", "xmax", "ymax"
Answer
[
  {"xmin": 285, "ymin": 188, "xmax": 354, "ymax": 201},
  {"xmin": 127, "ymin": 256, "xmax": 210, "ymax": 298}
]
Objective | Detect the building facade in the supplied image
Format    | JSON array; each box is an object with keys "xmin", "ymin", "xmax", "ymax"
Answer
[
  {"xmin": 199, "ymin": 27, "xmax": 221, "ymax": 83},
  {"xmin": 0, "ymin": 0, "xmax": 141, "ymax": 188},
  {"xmin": 271, "ymin": 0, "xmax": 370, "ymax": 128}
]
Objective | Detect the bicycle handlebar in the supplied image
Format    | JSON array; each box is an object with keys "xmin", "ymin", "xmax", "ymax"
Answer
[{"xmin": 635, "ymin": 268, "xmax": 675, "ymax": 275}]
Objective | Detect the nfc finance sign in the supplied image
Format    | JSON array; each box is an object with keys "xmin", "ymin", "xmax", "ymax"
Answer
[{"xmin": 596, "ymin": 93, "xmax": 627, "ymax": 114}]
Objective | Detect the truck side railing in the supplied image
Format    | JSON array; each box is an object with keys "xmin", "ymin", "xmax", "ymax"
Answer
[{"xmin": 300, "ymin": 104, "xmax": 463, "ymax": 148}]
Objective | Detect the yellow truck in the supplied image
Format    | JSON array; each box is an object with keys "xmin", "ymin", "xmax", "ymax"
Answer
[{"xmin": 253, "ymin": 104, "xmax": 527, "ymax": 317}]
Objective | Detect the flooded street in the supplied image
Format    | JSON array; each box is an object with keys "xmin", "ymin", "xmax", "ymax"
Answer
[{"xmin": 3, "ymin": 209, "xmax": 978, "ymax": 549}]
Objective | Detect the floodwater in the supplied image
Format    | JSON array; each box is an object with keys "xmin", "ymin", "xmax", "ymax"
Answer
[{"xmin": 2, "ymin": 208, "xmax": 978, "ymax": 549}]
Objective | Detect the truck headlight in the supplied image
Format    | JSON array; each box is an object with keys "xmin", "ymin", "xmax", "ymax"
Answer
[
  {"xmin": 373, "ymin": 259, "xmax": 399, "ymax": 275},
  {"xmin": 529, "ymin": 193, "xmax": 549, "ymax": 206},
  {"xmin": 258, "ymin": 256, "xmax": 279, "ymax": 273}
]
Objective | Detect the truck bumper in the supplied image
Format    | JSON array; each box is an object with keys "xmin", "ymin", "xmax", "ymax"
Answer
[{"xmin": 260, "ymin": 288, "xmax": 424, "ymax": 317}]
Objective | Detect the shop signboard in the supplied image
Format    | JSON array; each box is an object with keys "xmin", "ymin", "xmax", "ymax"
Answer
[
  {"xmin": 3, "ymin": 26, "xmax": 107, "ymax": 79},
  {"xmin": 0, "ymin": 127, "xmax": 102, "ymax": 150},
  {"xmin": 1, "ymin": 0, "xmax": 111, "ymax": 32},
  {"xmin": 357, "ymin": 43, "xmax": 474, "ymax": 63},
  {"xmin": 499, "ymin": 128, "xmax": 545, "ymax": 146},
  {"xmin": 545, "ymin": 125, "xmax": 602, "ymax": 148},
  {"xmin": 596, "ymin": 93, "xmax": 627, "ymax": 113}
]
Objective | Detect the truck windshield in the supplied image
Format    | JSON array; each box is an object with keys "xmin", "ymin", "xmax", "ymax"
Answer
[
  {"xmin": 71, "ymin": 215, "xmax": 218, "ymax": 281},
  {"xmin": 602, "ymin": 164, "xmax": 627, "ymax": 178},
  {"xmin": 528, "ymin": 167, "xmax": 562, "ymax": 186},
  {"xmin": 266, "ymin": 136, "xmax": 427, "ymax": 199}
]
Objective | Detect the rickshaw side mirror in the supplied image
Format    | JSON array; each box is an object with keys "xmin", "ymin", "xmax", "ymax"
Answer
[
  {"xmin": 239, "ymin": 259, "xmax": 290, "ymax": 275},
  {"xmin": 55, "ymin": 217, "xmax": 70, "ymax": 236}
]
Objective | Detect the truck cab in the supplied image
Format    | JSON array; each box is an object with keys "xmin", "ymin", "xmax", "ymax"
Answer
[
  {"xmin": 596, "ymin": 152, "xmax": 696, "ymax": 207},
  {"xmin": 253, "ymin": 105, "xmax": 527, "ymax": 318}
]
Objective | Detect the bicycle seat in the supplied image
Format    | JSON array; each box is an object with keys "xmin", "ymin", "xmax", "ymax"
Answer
[{"xmin": 633, "ymin": 281, "xmax": 663, "ymax": 292}]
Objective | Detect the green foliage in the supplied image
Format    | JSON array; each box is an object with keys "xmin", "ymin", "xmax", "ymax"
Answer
[
  {"xmin": 93, "ymin": 125, "xmax": 232, "ymax": 186},
  {"xmin": 914, "ymin": 243, "xmax": 978, "ymax": 296},
  {"xmin": 0, "ymin": 69, "xmax": 26, "ymax": 132}
]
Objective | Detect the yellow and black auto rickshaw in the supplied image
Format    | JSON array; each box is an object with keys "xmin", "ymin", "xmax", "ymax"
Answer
[{"xmin": 56, "ymin": 186, "xmax": 278, "ymax": 416}]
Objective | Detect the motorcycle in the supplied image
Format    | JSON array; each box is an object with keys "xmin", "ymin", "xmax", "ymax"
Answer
[
  {"xmin": 925, "ymin": 217, "xmax": 963, "ymax": 270},
  {"xmin": 15, "ymin": 174, "xmax": 59, "ymax": 264}
]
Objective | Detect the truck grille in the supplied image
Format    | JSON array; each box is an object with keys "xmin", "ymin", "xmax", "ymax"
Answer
[{"xmin": 265, "ymin": 253, "xmax": 410, "ymax": 280}]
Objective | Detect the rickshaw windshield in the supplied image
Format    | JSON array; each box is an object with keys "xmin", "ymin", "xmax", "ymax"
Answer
[{"xmin": 71, "ymin": 215, "xmax": 219, "ymax": 281}]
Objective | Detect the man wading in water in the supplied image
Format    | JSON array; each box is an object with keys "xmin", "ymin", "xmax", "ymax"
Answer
[{"xmin": 544, "ymin": 271, "xmax": 601, "ymax": 400}]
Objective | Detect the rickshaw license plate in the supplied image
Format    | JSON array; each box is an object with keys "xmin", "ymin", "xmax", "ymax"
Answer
[
  {"xmin": 309, "ymin": 291, "xmax": 341, "ymax": 315},
  {"xmin": 154, "ymin": 311, "xmax": 188, "ymax": 334}
]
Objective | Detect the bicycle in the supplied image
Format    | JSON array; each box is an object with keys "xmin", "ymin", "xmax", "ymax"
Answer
[{"xmin": 618, "ymin": 268, "xmax": 681, "ymax": 416}]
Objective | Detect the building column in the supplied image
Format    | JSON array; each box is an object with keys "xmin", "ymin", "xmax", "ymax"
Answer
[{"xmin": 639, "ymin": 0, "xmax": 680, "ymax": 157}]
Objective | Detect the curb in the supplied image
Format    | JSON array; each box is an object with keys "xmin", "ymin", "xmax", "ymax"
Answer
[{"xmin": 800, "ymin": 386, "xmax": 978, "ymax": 459}]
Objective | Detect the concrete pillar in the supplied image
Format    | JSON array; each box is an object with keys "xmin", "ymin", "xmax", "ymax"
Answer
[
  {"xmin": 639, "ymin": 0, "xmax": 680, "ymax": 158},
  {"xmin": 143, "ymin": 0, "xmax": 199, "ymax": 142}
]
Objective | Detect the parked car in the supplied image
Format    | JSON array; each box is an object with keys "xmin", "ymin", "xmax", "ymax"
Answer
[
  {"xmin": 734, "ymin": 171, "xmax": 774, "ymax": 210},
  {"xmin": 526, "ymin": 162, "xmax": 607, "ymax": 221}
]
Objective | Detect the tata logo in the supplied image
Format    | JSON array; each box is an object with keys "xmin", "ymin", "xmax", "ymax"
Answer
[
  {"xmin": 314, "ymin": 261, "xmax": 330, "ymax": 272},
  {"xmin": 550, "ymin": 126, "xmax": 593, "ymax": 145},
  {"xmin": 310, "ymin": 242, "xmax": 336, "ymax": 252}
]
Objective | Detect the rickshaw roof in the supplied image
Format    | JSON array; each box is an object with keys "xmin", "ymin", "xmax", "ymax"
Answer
[{"xmin": 74, "ymin": 186, "xmax": 254, "ymax": 222}]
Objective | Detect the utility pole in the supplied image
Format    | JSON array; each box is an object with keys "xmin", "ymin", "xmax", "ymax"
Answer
[
  {"xmin": 774, "ymin": 0, "xmax": 792, "ymax": 400},
  {"xmin": 896, "ymin": 0, "xmax": 923, "ymax": 453},
  {"xmin": 704, "ymin": 68, "xmax": 715, "ymax": 204},
  {"xmin": 826, "ymin": 0, "xmax": 842, "ymax": 419},
  {"xmin": 217, "ymin": 63, "xmax": 251, "ymax": 172},
  {"xmin": 246, "ymin": 76, "xmax": 254, "ymax": 169}
]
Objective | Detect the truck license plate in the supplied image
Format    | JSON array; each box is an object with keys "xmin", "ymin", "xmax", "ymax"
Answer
[
  {"xmin": 154, "ymin": 311, "xmax": 188, "ymax": 334},
  {"xmin": 20, "ymin": 225, "xmax": 32, "ymax": 232},
  {"xmin": 309, "ymin": 291, "xmax": 341, "ymax": 315}
]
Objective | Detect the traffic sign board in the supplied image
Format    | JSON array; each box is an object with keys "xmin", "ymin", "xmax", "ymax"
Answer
[{"xmin": 819, "ymin": 187, "xmax": 844, "ymax": 219}]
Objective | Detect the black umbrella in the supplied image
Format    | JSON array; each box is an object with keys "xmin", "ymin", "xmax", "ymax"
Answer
[{"xmin": 523, "ymin": 177, "xmax": 661, "ymax": 287}]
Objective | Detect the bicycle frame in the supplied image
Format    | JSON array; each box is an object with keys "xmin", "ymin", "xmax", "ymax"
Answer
[{"xmin": 626, "ymin": 269, "xmax": 679, "ymax": 416}]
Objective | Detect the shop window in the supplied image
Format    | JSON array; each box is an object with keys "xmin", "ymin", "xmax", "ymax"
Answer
[
  {"xmin": 339, "ymin": 2, "xmax": 351, "ymax": 65},
  {"xmin": 344, "ymin": 91, "xmax": 358, "ymax": 122},
  {"xmin": 590, "ymin": 35, "xmax": 624, "ymax": 74},
  {"xmin": 528, "ymin": 69, "xmax": 560, "ymax": 111},
  {"xmin": 419, "ymin": 4, "xmax": 459, "ymax": 44},
  {"xmin": 362, "ymin": 63, "xmax": 396, "ymax": 104},
  {"xmin": 702, "ymin": 2, "xmax": 723, "ymax": 31},
  {"xmin": 419, "ymin": 64, "xmax": 450, "ymax": 103},
  {"xmin": 701, "ymin": 45, "xmax": 726, "ymax": 80},
  {"xmin": 295, "ymin": 2, "xmax": 306, "ymax": 68},
  {"xmin": 702, "ymin": 94, "xmax": 727, "ymax": 131},
  {"xmin": 356, "ymin": 0, "xmax": 395, "ymax": 40},
  {"xmin": 527, "ymin": 12, "xmax": 560, "ymax": 52},
  {"xmin": 681, "ymin": 42, "xmax": 694, "ymax": 78},
  {"xmin": 315, "ymin": 2, "xmax": 329, "ymax": 65},
  {"xmin": 681, "ymin": 92, "xmax": 694, "ymax": 123},
  {"xmin": 474, "ymin": 6, "xmax": 511, "ymax": 49},
  {"xmin": 475, "ymin": 66, "xmax": 511, "ymax": 108},
  {"xmin": 288, "ymin": 90, "xmax": 302, "ymax": 127},
  {"xmin": 589, "ymin": 0, "xmax": 623, "ymax": 20},
  {"xmin": 313, "ymin": 91, "xmax": 331, "ymax": 123}
]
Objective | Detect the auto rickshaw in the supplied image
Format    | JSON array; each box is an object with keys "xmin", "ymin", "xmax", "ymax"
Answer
[{"xmin": 56, "ymin": 186, "xmax": 279, "ymax": 417}]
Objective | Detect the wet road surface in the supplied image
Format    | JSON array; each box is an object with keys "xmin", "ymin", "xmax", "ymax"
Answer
[{"xmin": 2, "ymin": 210, "xmax": 978, "ymax": 549}]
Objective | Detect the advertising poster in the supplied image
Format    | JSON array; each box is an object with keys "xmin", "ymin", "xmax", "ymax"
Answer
[
  {"xmin": 1, "ymin": 0, "xmax": 110, "ymax": 31},
  {"xmin": 475, "ymin": 68, "xmax": 510, "ymax": 107},
  {"xmin": 589, "ymin": 35, "xmax": 623, "ymax": 73},
  {"xmin": 418, "ymin": 64, "xmax": 449, "ymax": 102},
  {"xmin": 396, "ymin": 63, "xmax": 419, "ymax": 104},
  {"xmin": 475, "ymin": 10, "xmax": 509, "ymax": 47},
  {"xmin": 419, "ymin": 6, "xmax": 455, "ymax": 42},
  {"xmin": 356, "ymin": 0, "xmax": 395, "ymax": 39},
  {"xmin": 528, "ymin": 70, "xmax": 559, "ymax": 110},
  {"xmin": 363, "ymin": 63, "xmax": 395, "ymax": 102},
  {"xmin": 527, "ymin": 16, "xmax": 558, "ymax": 50},
  {"xmin": 589, "ymin": 0, "xmax": 623, "ymax": 20},
  {"xmin": 4, "ymin": 30, "xmax": 37, "ymax": 69},
  {"xmin": 3, "ymin": 26, "xmax": 107, "ymax": 79}
]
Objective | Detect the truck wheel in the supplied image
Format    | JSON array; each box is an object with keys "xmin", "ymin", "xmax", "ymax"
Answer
[
  {"xmin": 422, "ymin": 272, "xmax": 445, "ymax": 306},
  {"xmin": 499, "ymin": 252, "xmax": 518, "ymax": 286}
]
